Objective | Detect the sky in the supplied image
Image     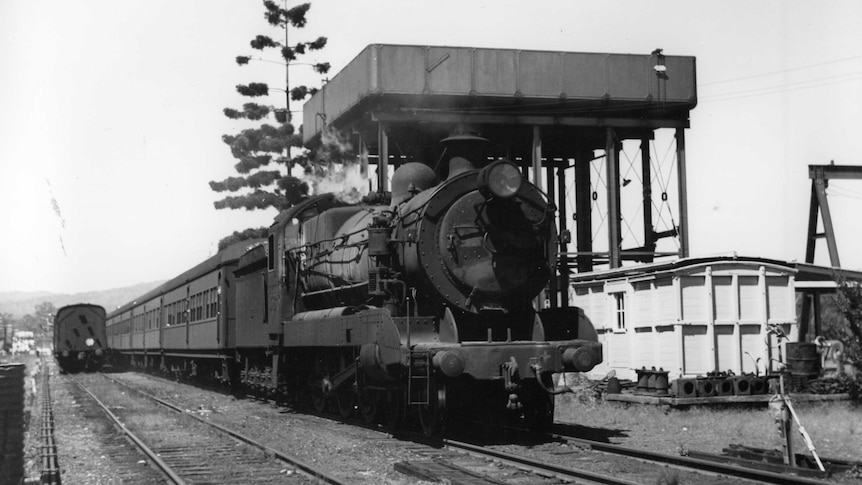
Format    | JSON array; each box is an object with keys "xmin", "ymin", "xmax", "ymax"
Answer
[{"xmin": 1, "ymin": 0, "xmax": 861, "ymax": 294}]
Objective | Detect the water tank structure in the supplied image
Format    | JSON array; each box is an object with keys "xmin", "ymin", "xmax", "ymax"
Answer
[{"xmin": 303, "ymin": 44, "xmax": 698, "ymax": 306}]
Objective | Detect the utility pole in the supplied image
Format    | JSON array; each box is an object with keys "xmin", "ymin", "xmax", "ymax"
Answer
[
  {"xmin": 284, "ymin": 0, "xmax": 290, "ymax": 123},
  {"xmin": 42, "ymin": 313, "xmax": 53, "ymax": 354}
]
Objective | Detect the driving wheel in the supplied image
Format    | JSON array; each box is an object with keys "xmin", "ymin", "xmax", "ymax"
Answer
[{"xmin": 419, "ymin": 385, "xmax": 446, "ymax": 437}]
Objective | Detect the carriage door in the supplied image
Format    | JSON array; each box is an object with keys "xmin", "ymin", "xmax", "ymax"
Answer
[
  {"xmin": 159, "ymin": 297, "xmax": 164, "ymax": 349},
  {"xmin": 185, "ymin": 286, "xmax": 191, "ymax": 348},
  {"xmin": 266, "ymin": 233, "xmax": 281, "ymax": 342}
]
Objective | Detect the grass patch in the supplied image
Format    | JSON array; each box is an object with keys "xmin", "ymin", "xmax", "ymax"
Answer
[{"xmin": 555, "ymin": 389, "xmax": 862, "ymax": 462}]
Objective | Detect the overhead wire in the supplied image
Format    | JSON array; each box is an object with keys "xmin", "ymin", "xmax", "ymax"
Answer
[
  {"xmin": 828, "ymin": 184, "xmax": 862, "ymax": 201},
  {"xmin": 699, "ymin": 54, "xmax": 862, "ymax": 87},
  {"xmin": 700, "ymin": 70, "xmax": 862, "ymax": 103}
]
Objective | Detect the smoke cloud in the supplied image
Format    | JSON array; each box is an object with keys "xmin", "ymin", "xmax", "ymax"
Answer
[{"xmin": 300, "ymin": 128, "xmax": 368, "ymax": 204}]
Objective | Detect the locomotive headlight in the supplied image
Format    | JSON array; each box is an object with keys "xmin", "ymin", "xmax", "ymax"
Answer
[
  {"xmin": 478, "ymin": 160, "xmax": 522, "ymax": 199},
  {"xmin": 85, "ymin": 338, "xmax": 95, "ymax": 347}
]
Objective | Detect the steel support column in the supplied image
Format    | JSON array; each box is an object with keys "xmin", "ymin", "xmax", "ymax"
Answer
[
  {"xmin": 606, "ymin": 127, "xmax": 622, "ymax": 269},
  {"xmin": 532, "ymin": 126, "xmax": 543, "ymax": 189},
  {"xmin": 806, "ymin": 174, "xmax": 841, "ymax": 267},
  {"xmin": 575, "ymin": 149, "xmax": 593, "ymax": 272},
  {"xmin": 557, "ymin": 164, "xmax": 570, "ymax": 307},
  {"xmin": 546, "ymin": 161, "xmax": 557, "ymax": 308},
  {"xmin": 675, "ymin": 128, "xmax": 690, "ymax": 258},
  {"xmin": 641, "ymin": 137, "xmax": 655, "ymax": 261},
  {"xmin": 359, "ymin": 136, "xmax": 368, "ymax": 179},
  {"xmin": 377, "ymin": 123, "xmax": 389, "ymax": 193}
]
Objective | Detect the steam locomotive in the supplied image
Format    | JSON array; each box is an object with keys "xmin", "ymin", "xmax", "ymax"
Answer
[
  {"xmin": 54, "ymin": 304, "xmax": 107, "ymax": 373},
  {"xmin": 108, "ymin": 135, "xmax": 602, "ymax": 434}
]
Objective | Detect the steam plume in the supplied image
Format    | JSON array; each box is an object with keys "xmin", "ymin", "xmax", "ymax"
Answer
[{"xmin": 300, "ymin": 128, "xmax": 368, "ymax": 204}]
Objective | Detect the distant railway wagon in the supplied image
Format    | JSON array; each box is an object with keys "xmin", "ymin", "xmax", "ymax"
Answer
[{"xmin": 53, "ymin": 303, "xmax": 107, "ymax": 373}]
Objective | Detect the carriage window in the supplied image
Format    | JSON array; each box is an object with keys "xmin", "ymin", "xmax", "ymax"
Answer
[
  {"xmin": 263, "ymin": 273, "xmax": 269, "ymax": 323},
  {"xmin": 268, "ymin": 234, "xmax": 275, "ymax": 271},
  {"xmin": 210, "ymin": 289, "xmax": 217, "ymax": 318}
]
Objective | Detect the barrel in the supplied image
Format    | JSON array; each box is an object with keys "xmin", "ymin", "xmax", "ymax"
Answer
[{"xmin": 786, "ymin": 342, "xmax": 821, "ymax": 378}]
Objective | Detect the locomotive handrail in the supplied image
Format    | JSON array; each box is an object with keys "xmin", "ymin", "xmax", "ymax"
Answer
[
  {"xmin": 292, "ymin": 224, "xmax": 369, "ymax": 251},
  {"xmin": 530, "ymin": 363, "xmax": 573, "ymax": 395}
]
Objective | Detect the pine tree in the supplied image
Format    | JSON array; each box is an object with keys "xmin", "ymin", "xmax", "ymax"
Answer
[{"xmin": 210, "ymin": 1, "xmax": 330, "ymax": 212}]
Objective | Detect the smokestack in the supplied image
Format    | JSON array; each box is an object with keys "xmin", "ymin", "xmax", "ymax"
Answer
[{"xmin": 438, "ymin": 133, "xmax": 489, "ymax": 179}]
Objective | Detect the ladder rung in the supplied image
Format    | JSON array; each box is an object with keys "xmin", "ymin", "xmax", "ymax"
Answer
[{"xmin": 408, "ymin": 351, "xmax": 431, "ymax": 405}]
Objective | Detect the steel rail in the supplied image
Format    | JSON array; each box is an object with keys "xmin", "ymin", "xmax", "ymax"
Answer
[
  {"xmin": 38, "ymin": 358, "xmax": 61, "ymax": 485},
  {"xmin": 72, "ymin": 378, "xmax": 187, "ymax": 485},
  {"xmin": 101, "ymin": 373, "xmax": 346, "ymax": 485},
  {"xmin": 443, "ymin": 438, "xmax": 643, "ymax": 485},
  {"xmin": 550, "ymin": 430, "xmax": 835, "ymax": 485}
]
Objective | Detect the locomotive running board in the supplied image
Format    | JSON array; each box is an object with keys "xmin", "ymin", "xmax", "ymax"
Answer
[{"xmin": 285, "ymin": 308, "xmax": 404, "ymax": 367}]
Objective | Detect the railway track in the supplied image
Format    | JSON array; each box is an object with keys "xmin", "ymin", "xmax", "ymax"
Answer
[
  {"xmin": 82, "ymin": 374, "xmax": 765, "ymax": 485},
  {"xmin": 94, "ymin": 372, "xmax": 640, "ymax": 484},
  {"xmin": 548, "ymin": 424, "xmax": 837, "ymax": 485},
  {"xmin": 396, "ymin": 429, "xmax": 841, "ymax": 485},
  {"xmin": 398, "ymin": 438, "xmax": 644, "ymax": 485},
  {"xmin": 387, "ymin": 414, "xmax": 845, "ymax": 485},
  {"xmin": 34, "ymin": 358, "xmax": 61, "ymax": 484},
  {"xmin": 31, "ymin": 360, "xmax": 167, "ymax": 484},
  {"xmin": 84, "ymin": 371, "xmax": 848, "ymax": 485},
  {"xmin": 70, "ymin": 373, "xmax": 346, "ymax": 484}
]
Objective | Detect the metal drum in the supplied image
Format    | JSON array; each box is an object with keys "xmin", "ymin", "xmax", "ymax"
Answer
[{"xmin": 785, "ymin": 342, "xmax": 821, "ymax": 378}]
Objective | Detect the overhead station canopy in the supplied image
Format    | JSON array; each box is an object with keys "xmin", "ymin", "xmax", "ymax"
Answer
[{"xmin": 302, "ymin": 44, "xmax": 697, "ymax": 145}]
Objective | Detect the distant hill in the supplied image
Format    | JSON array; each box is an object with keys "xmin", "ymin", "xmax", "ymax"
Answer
[{"xmin": 0, "ymin": 281, "xmax": 165, "ymax": 318}]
